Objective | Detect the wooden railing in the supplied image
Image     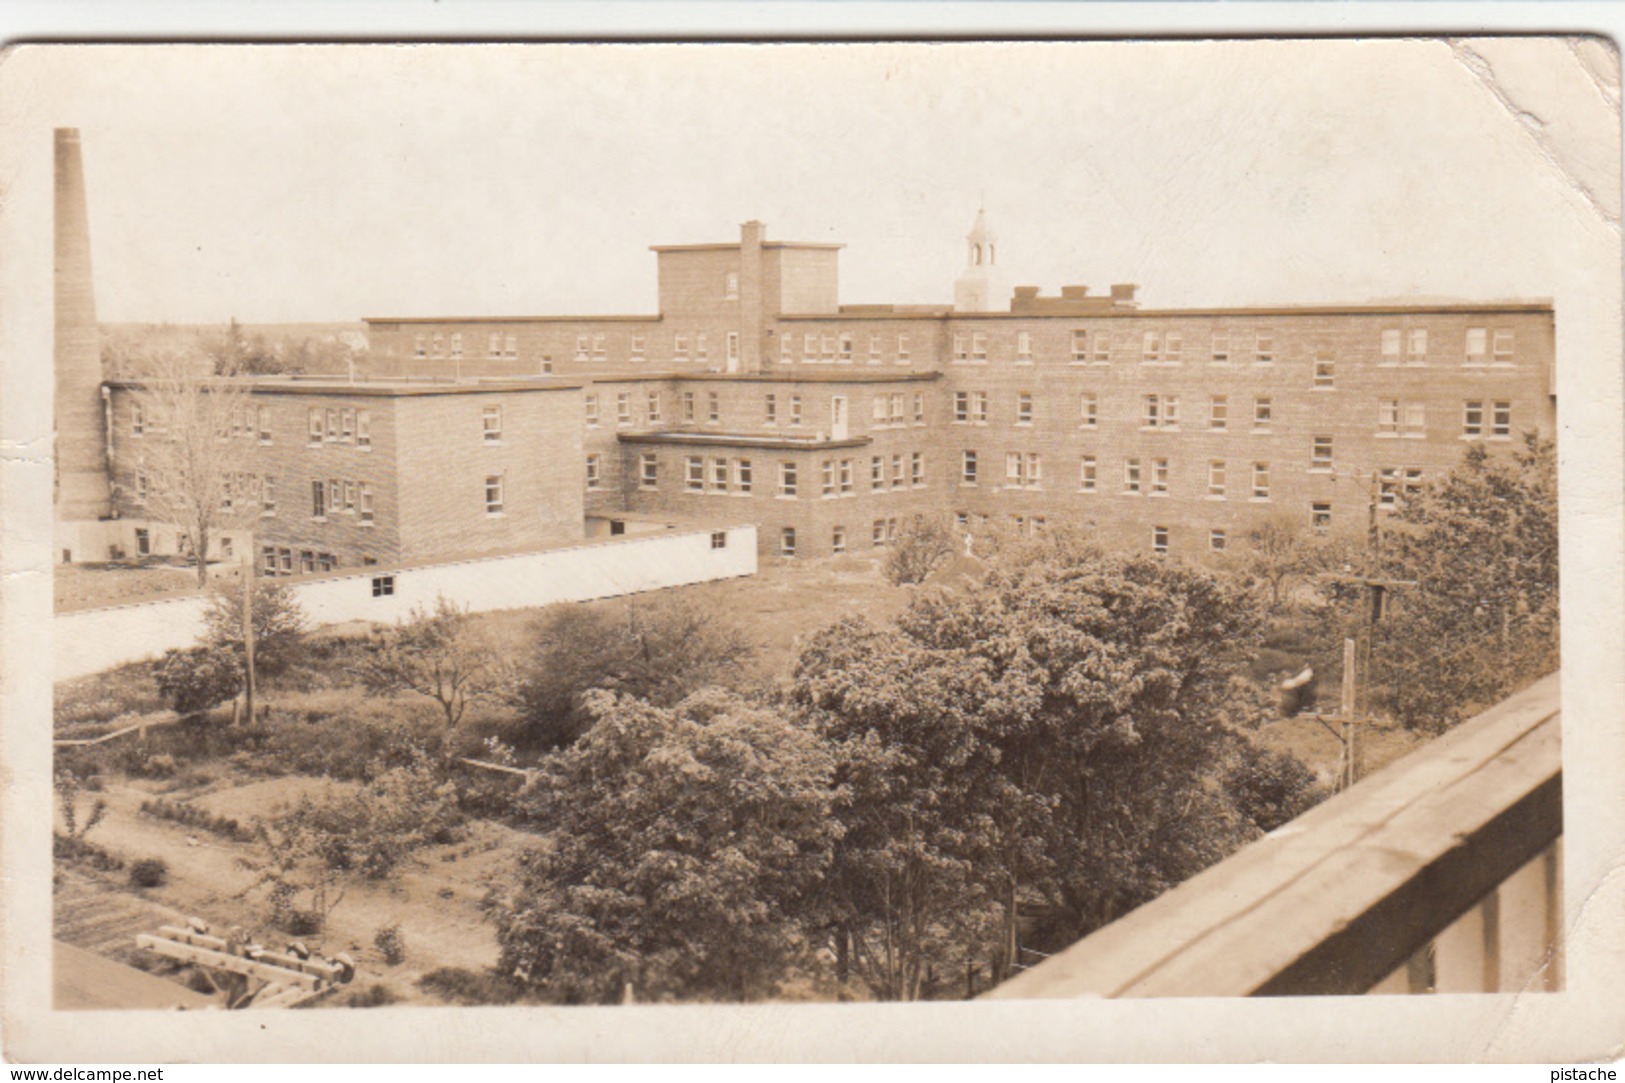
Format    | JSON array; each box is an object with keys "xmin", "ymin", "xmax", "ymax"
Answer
[{"xmin": 984, "ymin": 673, "xmax": 1562, "ymax": 998}]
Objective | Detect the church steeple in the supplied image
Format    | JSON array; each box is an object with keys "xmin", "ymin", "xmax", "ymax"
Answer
[{"xmin": 954, "ymin": 204, "xmax": 1005, "ymax": 312}]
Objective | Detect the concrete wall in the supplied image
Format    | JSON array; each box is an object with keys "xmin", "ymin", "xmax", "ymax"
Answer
[{"xmin": 54, "ymin": 524, "xmax": 758, "ymax": 681}]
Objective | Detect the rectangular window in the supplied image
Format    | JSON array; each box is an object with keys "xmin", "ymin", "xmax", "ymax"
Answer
[
  {"xmin": 1255, "ymin": 331, "xmax": 1275, "ymax": 364},
  {"xmin": 356, "ymin": 410, "xmax": 371, "ymax": 448},
  {"xmin": 483, "ymin": 405, "xmax": 503, "ymax": 442},
  {"xmin": 822, "ymin": 459, "xmax": 836, "ymax": 497},
  {"xmin": 839, "ymin": 459, "xmax": 854, "ymax": 495},
  {"xmin": 1312, "ymin": 435, "xmax": 1334, "ymax": 470},
  {"xmin": 1404, "ymin": 466, "xmax": 1425, "ymax": 499},
  {"xmin": 1080, "ymin": 392, "xmax": 1098, "ymax": 428},
  {"xmin": 131, "ymin": 402, "xmax": 145, "ymax": 436},
  {"xmin": 707, "ymin": 392, "xmax": 720, "ymax": 424},
  {"xmin": 1124, "ymin": 458, "xmax": 1142, "ymax": 494},
  {"xmin": 1208, "ymin": 459, "xmax": 1227, "ymax": 497},
  {"xmin": 1152, "ymin": 526, "xmax": 1169, "ymax": 555},
  {"xmin": 712, "ymin": 458, "xmax": 730, "ymax": 494},
  {"xmin": 325, "ymin": 408, "xmax": 340, "ymax": 443},
  {"xmin": 781, "ymin": 335, "xmax": 793, "ymax": 364},
  {"xmin": 832, "ymin": 526, "xmax": 847, "ymax": 554},
  {"xmin": 1017, "ymin": 392, "xmax": 1033, "ymax": 424},
  {"xmin": 1164, "ymin": 395, "xmax": 1180, "ymax": 428},
  {"xmin": 780, "ymin": 528, "xmax": 796, "ymax": 557},
  {"xmin": 641, "ymin": 453, "xmax": 658, "ymax": 489},
  {"xmin": 972, "ymin": 391, "xmax": 988, "ymax": 424},
  {"xmin": 311, "ymin": 480, "xmax": 326, "ymax": 519},
  {"xmin": 1463, "ymin": 400, "xmax": 1484, "ymax": 437},
  {"xmin": 696, "ymin": 333, "xmax": 709, "ymax": 361},
  {"xmin": 839, "ymin": 333, "xmax": 853, "ymax": 363},
  {"xmin": 617, "ymin": 393, "xmax": 632, "ymax": 426},
  {"xmin": 1254, "ymin": 396, "xmax": 1273, "ymax": 429},
  {"xmin": 953, "ymin": 332, "xmax": 970, "ymax": 362},
  {"xmin": 911, "ymin": 452, "xmax": 924, "ymax": 487},
  {"xmin": 1151, "ymin": 458, "xmax": 1169, "ymax": 495},
  {"xmin": 728, "ymin": 332, "xmax": 740, "ymax": 366},
  {"xmin": 1407, "ymin": 328, "xmax": 1428, "ymax": 362},
  {"xmin": 779, "ymin": 461, "xmax": 798, "ymax": 498},
  {"xmin": 892, "ymin": 454, "xmax": 905, "ymax": 489},
  {"xmin": 585, "ymin": 394, "xmax": 600, "ymax": 426},
  {"xmin": 803, "ymin": 332, "xmax": 817, "ymax": 361},
  {"xmin": 257, "ymin": 405, "xmax": 272, "ymax": 443},
  {"xmin": 737, "ymin": 459, "xmax": 753, "ymax": 493},
  {"xmin": 342, "ymin": 480, "xmax": 356, "ymax": 513},
  {"xmin": 648, "ymin": 391, "xmax": 662, "ymax": 423},
  {"xmin": 586, "ymin": 454, "xmax": 603, "ymax": 491},
  {"xmin": 1378, "ymin": 399, "xmax": 1400, "ymax": 435},
  {"xmin": 1165, "ymin": 333, "xmax": 1183, "ymax": 363},
  {"xmin": 872, "ymin": 520, "xmax": 888, "ymax": 547},
  {"xmin": 897, "ymin": 333, "xmax": 910, "ymax": 363},
  {"xmin": 877, "ymin": 394, "xmax": 894, "ymax": 424},
  {"xmin": 432, "ymin": 332, "xmax": 444, "ymax": 358},
  {"xmin": 261, "ymin": 476, "xmax": 276, "ymax": 515},
  {"xmin": 414, "ymin": 333, "xmax": 427, "ymax": 358},
  {"xmin": 1210, "ymin": 529, "xmax": 1227, "ymax": 552},
  {"xmin": 1492, "ymin": 401, "xmax": 1512, "ymax": 437},
  {"xmin": 1312, "ymin": 502, "xmax": 1332, "ymax": 536},
  {"xmin": 1252, "ymin": 461, "xmax": 1271, "ymax": 500},
  {"xmin": 766, "ymin": 393, "xmax": 778, "ymax": 425},
  {"xmin": 1142, "ymin": 331, "xmax": 1161, "ymax": 364},
  {"xmin": 954, "ymin": 391, "xmax": 970, "ymax": 423},
  {"xmin": 485, "ymin": 474, "xmax": 505, "ymax": 514},
  {"xmin": 1210, "ymin": 395, "xmax": 1228, "ymax": 430},
  {"xmin": 372, "ymin": 575, "xmax": 395, "ymax": 597},
  {"xmin": 890, "ymin": 393, "xmax": 906, "ymax": 423},
  {"xmin": 686, "ymin": 457, "xmax": 705, "ymax": 492},
  {"xmin": 358, "ymin": 482, "xmax": 372, "ymax": 523},
  {"xmin": 1017, "ymin": 331, "xmax": 1033, "ymax": 361},
  {"xmin": 711, "ymin": 530, "xmax": 728, "ymax": 550},
  {"xmin": 789, "ymin": 395, "xmax": 802, "ymax": 426},
  {"xmin": 971, "ymin": 332, "xmax": 988, "ymax": 363},
  {"xmin": 1404, "ymin": 402, "xmax": 1426, "ymax": 437},
  {"xmin": 450, "ymin": 333, "xmax": 463, "ymax": 360},
  {"xmin": 914, "ymin": 393, "xmax": 925, "ymax": 424},
  {"xmin": 307, "ymin": 408, "xmax": 323, "ymax": 445},
  {"xmin": 1008, "ymin": 452, "xmax": 1024, "ymax": 488},
  {"xmin": 1211, "ymin": 332, "xmax": 1230, "ymax": 364},
  {"xmin": 675, "ymin": 333, "xmax": 690, "ymax": 361},
  {"xmin": 1072, "ymin": 329, "xmax": 1089, "ymax": 363},
  {"xmin": 871, "ymin": 456, "xmax": 885, "ymax": 491},
  {"xmin": 962, "ymin": 450, "xmax": 978, "ymax": 484},
  {"xmin": 1313, "ymin": 355, "xmax": 1335, "ymax": 389},
  {"xmin": 1492, "ymin": 330, "xmax": 1515, "ymax": 364},
  {"xmin": 1381, "ymin": 328, "xmax": 1402, "ymax": 362},
  {"xmin": 489, "ymin": 331, "xmax": 503, "ymax": 358},
  {"xmin": 1466, "ymin": 327, "xmax": 1488, "ymax": 362},
  {"xmin": 631, "ymin": 335, "xmax": 645, "ymax": 362},
  {"xmin": 1080, "ymin": 455, "xmax": 1097, "ymax": 493},
  {"xmin": 506, "ymin": 333, "xmax": 518, "ymax": 359},
  {"xmin": 869, "ymin": 333, "xmax": 882, "ymax": 364},
  {"xmin": 682, "ymin": 391, "xmax": 696, "ymax": 423},
  {"xmin": 1379, "ymin": 468, "xmax": 1400, "ymax": 509},
  {"xmin": 1093, "ymin": 333, "xmax": 1111, "ymax": 364}
]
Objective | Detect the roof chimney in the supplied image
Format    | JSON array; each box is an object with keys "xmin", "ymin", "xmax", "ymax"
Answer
[{"xmin": 54, "ymin": 127, "xmax": 111, "ymax": 521}]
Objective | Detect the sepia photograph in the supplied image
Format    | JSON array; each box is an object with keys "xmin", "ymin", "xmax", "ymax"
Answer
[{"xmin": 1, "ymin": 31, "xmax": 1622, "ymax": 1063}]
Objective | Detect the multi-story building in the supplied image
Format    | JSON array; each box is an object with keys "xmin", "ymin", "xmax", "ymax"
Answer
[{"xmin": 356, "ymin": 216, "xmax": 1555, "ymax": 561}]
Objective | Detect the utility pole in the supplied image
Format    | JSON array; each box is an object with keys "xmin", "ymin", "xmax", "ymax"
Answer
[
  {"xmin": 242, "ymin": 561, "xmax": 256, "ymax": 726},
  {"xmin": 1340, "ymin": 637, "xmax": 1359, "ymax": 789}
]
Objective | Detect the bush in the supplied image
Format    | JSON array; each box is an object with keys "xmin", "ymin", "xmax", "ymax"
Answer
[
  {"xmin": 256, "ymin": 692, "xmax": 447, "ymax": 781},
  {"xmin": 154, "ymin": 646, "xmax": 243, "ymax": 717},
  {"xmin": 139, "ymin": 797, "xmax": 255, "ymax": 843},
  {"xmin": 418, "ymin": 966, "xmax": 524, "ymax": 1006},
  {"xmin": 373, "ymin": 924, "xmax": 406, "ymax": 966},
  {"xmin": 285, "ymin": 908, "xmax": 324, "ymax": 937},
  {"xmin": 344, "ymin": 983, "xmax": 399, "ymax": 1009},
  {"xmin": 129, "ymin": 858, "xmax": 169, "ymax": 888},
  {"xmin": 53, "ymin": 833, "xmax": 123, "ymax": 871},
  {"xmin": 1224, "ymin": 741, "xmax": 1328, "ymax": 834}
]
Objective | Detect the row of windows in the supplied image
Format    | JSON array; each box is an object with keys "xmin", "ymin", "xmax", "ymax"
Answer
[
  {"xmin": 262, "ymin": 546, "xmax": 339, "ymax": 577},
  {"xmin": 779, "ymin": 331, "xmax": 913, "ymax": 366},
  {"xmin": 309, "ymin": 478, "xmax": 376, "ymax": 523},
  {"xmin": 655, "ymin": 453, "xmax": 930, "ymax": 497},
  {"xmin": 777, "ymin": 517, "xmax": 905, "ymax": 556},
  {"xmin": 307, "ymin": 407, "xmax": 373, "ymax": 448}
]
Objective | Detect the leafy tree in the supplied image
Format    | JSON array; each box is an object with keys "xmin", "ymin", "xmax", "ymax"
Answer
[
  {"xmin": 1364, "ymin": 434, "xmax": 1559, "ymax": 731},
  {"xmin": 353, "ymin": 597, "xmax": 504, "ymax": 731},
  {"xmin": 1222, "ymin": 740, "xmax": 1328, "ymax": 834},
  {"xmin": 1244, "ymin": 514, "xmax": 1348, "ymax": 609},
  {"xmin": 514, "ymin": 594, "xmax": 753, "ymax": 749},
  {"xmin": 883, "ymin": 515, "xmax": 957, "ymax": 586},
  {"xmin": 488, "ymin": 690, "xmax": 837, "ymax": 1004},
  {"xmin": 154, "ymin": 645, "xmax": 244, "ymax": 717},
  {"xmin": 202, "ymin": 577, "xmax": 309, "ymax": 678}
]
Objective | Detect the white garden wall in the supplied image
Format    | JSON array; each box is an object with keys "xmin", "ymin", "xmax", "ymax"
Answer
[{"xmin": 55, "ymin": 524, "xmax": 757, "ymax": 680}]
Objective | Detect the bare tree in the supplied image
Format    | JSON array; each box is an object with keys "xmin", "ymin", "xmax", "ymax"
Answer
[
  {"xmin": 1244, "ymin": 514, "xmax": 1341, "ymax": 609},
  {"xmin": 128, "ymin": 351, "xmax": 260, "ymax": 587}
]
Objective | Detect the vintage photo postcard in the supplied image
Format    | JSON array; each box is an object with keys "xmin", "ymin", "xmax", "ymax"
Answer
[{"xmin": 2, "ymin": 37, "xmax": 1622, "ymax": 1063}]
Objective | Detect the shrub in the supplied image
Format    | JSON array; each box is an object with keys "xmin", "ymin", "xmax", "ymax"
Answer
[
  {"xmin": 129, "ymin": 858, "xmax": 169, "ymax": 888},
  {"xmin": 344, "ymin": 983, "xmax": 399, "ymax": 1009},
  {"xmin": 373, "ymin": 924, "xmax": 406, "ymax": 966},
  {"xmin": 418, "ymin": 966, "xmax": 524, "ymax": 1006},
  {"xmin": 285, "ymin": 908, "xmax": 324, "ymax": 936},
  {"xmin": 139, "ymin": 797, "xmax": 255, "ymax": 842},
  {"xmin": 53, "ymin": 833, "xmax": 123, "ymax": 871},
  {"xmin": 1223, "ymin": 740, "xmax": 1328, "ymax": 834},
  {"xmin": 154, "ymin": 646, "xmax": 243, "ymax": 718}
]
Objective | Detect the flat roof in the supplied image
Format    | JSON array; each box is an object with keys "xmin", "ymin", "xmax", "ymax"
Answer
[
  {"xmin": 364, "ymin": 315, "xmax": 660, "ymax": 325},
  {"xmin": 620, "ymin": 430, "xmax": 873, "ymax": 451},
  {"xmin": 105, "ymin": 377, "xmax": 583, "ymax": 397},
  {"xmin": 649, "ymin": 241, "xmax": 845, "ymax": 253}
]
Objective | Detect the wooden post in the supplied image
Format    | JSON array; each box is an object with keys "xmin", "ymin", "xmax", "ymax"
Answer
[
  {"xmin": 1341, "ymin": 638, "xmax": 1358, "ymax": 789},
  {"xmin": 242, "ymin": 564, "xmax": 256, "ymax": 725}
]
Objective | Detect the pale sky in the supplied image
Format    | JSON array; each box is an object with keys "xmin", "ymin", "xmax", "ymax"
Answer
[{"xmin": 1, "ymin": 40, "xmax": 1618, "ymax": 324}]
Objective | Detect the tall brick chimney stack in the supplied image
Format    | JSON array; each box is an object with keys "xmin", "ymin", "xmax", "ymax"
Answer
[
  {"xmin": 54, "ymin": 127, "xmax": 111, "ymax": 521},
  {"xmin": 738, "ymin": 220, "xmax": 766, "ymax": 373}
]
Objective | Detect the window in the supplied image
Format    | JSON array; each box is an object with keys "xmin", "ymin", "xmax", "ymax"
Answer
[
  {"xmin": 131, "ymin": 402, "xmax": 145, "ymax": 436},
  {"xmin": 682, "ymin": 391, "xmax": 696, "ymax": 423},
  {"xmin": 261, "ymin": 476, "xmax": 276, "ymax": 515},
  {"xmin": 1379, "ymin": 467, "xmax": 1400, "ymax": 508},
  {"xmin": 707, "ymin": 392, "xmax": 720, "ymax": 424},
  {"xmin": 432, "ymin": 332, "xmax": 444, "ymax": 358},
  {"xmin": 1466, "ymin": 327, "xmax": 1488, "ymax": 363},
  {"xmin": 911, "ymin": 452, "xmax": 924, "ymax": 487},
  {"xmin": 483, "ymin": 405, "xmax": 503, "ymax": 443},
  {"xmin": 819, "ymin": 333, "xmax": 833, "ymax": 363},
  {"xmin": 372, "ymin": 575, "xmax": 395, "ymax": 598},
  {"xmin": 711, "ymin": 530, "xmax": 728, "ymax": 550},
  {"xmin": 872, "ymin": 520, "xmax": 889, "ymax": 547},
  {"xmin": 869, "ymin": 333, "xmax": 882, "ymax": 364},
  {"xmin": 1016, "ymin": 392, "xmax": 1033, "ymax": 425},
  {"xmin": 1211, "ymin": 332, "xmax": 1230, "ymax": 364},
  {"xmin": 1312, "ymin": 502, "xmax": 1332, "ymax": 536},
  {"xmin": 779, "ymin": 461, "xmax": 798, "ymax": 497},
  {"xmin": 505, "ymin": 333, "xmax": 518, "ymax": 359},
  {"xmin": 1210, "ymin": 529, "xmax": 1227, "ymax": 552},
  {"xmin": 971, "ymin": 332, "xmax": 988, "ymax": 363},
  {"xmin": 781, "ymin": 335, "xmax": 793, "ymax": 364},
  {"xmin": 686, "ymin": 456, "xmax": 705, "ymax": 492},
  {"xmin": 954, "ymin": 391, "xmax": 970, "ymax": 423},
  {"xmin": 1080, "ymin": 392, "xmax": 1098, "ymax": 428},
  {"xmin": 634, "ymin": 454, "xmax": 659, "ymax": 489},
  {"xmin": 586, "ymin": 454, "xmax": 602, "ymax": 490},
  {"xmin": 1407, "ymin": 328, "xmax": 1428, "ymax": 362},
  {"xmin": 1124, "ymin": 458, "xmax": 1142, "ymax": 494},
  {"xmin": 342, "ymin": 480, "xmax": 357, "ymax": 513},
  {"xmin": 780, "ymin": 527, "xmax": 796, "ymax": 557},
  {"xmin": 822, "ymin": 459, "xmax": 836, "ymax": 497},
  {"xmin": 1492, "ymin": 330, "xmax": 1515, "ymax": 364},
  {"xmin": 1142, "ymin": 331, "xmax": 1162, "ymax": 364},
  {"xmin": 724, "ymin": 271, "xmax": 739, "ymax": 300},
  {"xmin": 1403, "ymin": 402, "xmax": 1426, "ymax": 437},
  {"xmin": 897, "ymin": 333, "xmax": 910, "ymax": 364},
  {"xmin": 914, "ymin": 393, "xmax": 925, "ymax": 424},
  {"xmin": 1252, "ymin": 461, "xmax": 1271, "ymax": 500},
  {"xmin": 631, "ymin": 335, "xmax": 646, "ymax": 362},
  {"xmin": 489, "ymin": 332, "xmax": 503, "ymax": 359},
  {"xmin": 647, "ymin": 391, "xmax": 662, "ymax": 423},
  {"xmin": 585, "ymin": 394, "xmax": 600, "ymax": 426},
  {"xmin": 1312, "ymin": 435, "xmax": 1333, "ymax": 470},
  {"xmin": 832, "ymin": 526, "xmax": 847, "ymax": 554},
  {"xmin": 1151, "ymin": 458, "xmax": 1170, "ymax": 495},
  {"xmin": 1253, "ymin": 396, "xmax": 1273, "ymax": 430},
  {"xmin": 1142, "ymin": 393, "xmax": 1161, "ymax": 428},
  {"xmin": 892, "ymin": 454, "xmax": 905, "ymax": 489},
  {"xmin": 311, "ymin": 480, "xmax": 327, "ymax": 519},
  {"xmin": 1378, "ymin": 398, "xmax": 1401, "ymax": 435},
  {"xmin": 1210, "ymin": 395, "xmax": 1228, "ymax": 430},
  {"xmin": 1208, "ymin": 459, "xmax": 1227, "ymax": 498},
  {"xmin": 1093, "ymin": 332, "xmax": 1112, "ymax": 364},
  {"xmin": 1080, "ymin": 456, "xmax": 1097, "ymax": 492},
  {"xmin": 356, "ymin": 410, "xmax": 371, "ymax": 448},
  {"xmin": 1313, "ymin": 355, "xmax": 1335, "ymax": 389},
  {"xmin": 971, "ymin": 391, "xmax": 988, "ymax": 424},
  {"xmin": 414, "ymin": 333, "xmax": 426, "ymax": 358},
  {"xmin": 1165, "ymin": 332, "xmax": 1183, "ymax": 363},
  {"xmin": 675, "ymin": 333, "xmax": 690, "ymax": 361},
  {"xmin": 803, "ymin": 333, "xmax": 817, "ymax": 362},
  {"xmin": 1463, "ymin": 400, "xmax": 1484, "ymax": 437},
  {"xmin": 789, "ymin": 395, "xmax": 802, "ymax": 426},
  {"xmin": 1017, "ymin": 331, "xmax": 1033, "ymax": 362},
  {"xmin": 325, "ymin": 408, "xmax": 339, "ymax": 443},
  {"xmin": 890, "ymin": 393, "xmax": 906, "ymax": 424},
  {"xmin": 1255, "ymin": 330, "xmax": 1275, "ymax": 364},
  {"xmin": 962, "ymin": 450, "xmax": 978, "ymax": 484},
  {"xmin": 1071, "ymin": 329, "xmax": 1089, "ymax": 363},
  {"xmin": 712, "ymin": 458, "xmax": 730, "ymax": 494},
  {"xmin": 257, "ymin": 406, "xmax": 272, "ymax": 443},
  {"xmin": 134, "ymin": 463, "xmax": 148, "ymax": 504},
  {"xmin": 358, "ymin": 482, "xmax": 373, "ymax": 523},
  {"xmin": 1152, "ymin": 526, "xmax": 1169, "ymax": 555},
  {"xmin": 876, "ymin": 394, "xmax": 893, "ymax": 425},
  {"xmin": 480, "ymin": 474, "xmax": 505, "ymax": 515},
  {"xmin": 1381, "ymin": 328, "xmax": 1402, "ymax": 363},
  {"xmin": 617, "ymin": 393, "xmax": 632, "ymax": 426},
  {"xmin": 840, "ymin": 459, "xmax": 854, "ymax": 495},
  {"xmin": 737, "ymin": 459, "xmax": 753, "ymax": 493},
  {"xmin": 450, "ymin": 333, "xmax": 463, "ymax": 360},
  {"xmin": 839, "ymin": 333, "xmax": 853, "ymax": 363},
  {"xmin": 766, "ymin": 393, "xmax": 778, "ymax": 425},
  {"xmin": 1493, "ymin": 401, "xmax": 1512, "ymax": 437},
  {"xmin": 308, "ymin": 408, "xmax": 323, "ymax": 446},
  {"xmin": 871, "ymin": 456, "xmax": 885, "ymax": 491},
  {"xmin": 696, "ymin": 333, "xmax": 709, "ymax": 362},
  {"xmin": 953, "ymin": 332, "xmax": 970, "ymax": 363}
]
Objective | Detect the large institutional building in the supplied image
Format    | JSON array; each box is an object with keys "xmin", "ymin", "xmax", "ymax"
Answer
[{"xmin": 55, "ymin": 123, "xmax": 1556, "ymax": 572}]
